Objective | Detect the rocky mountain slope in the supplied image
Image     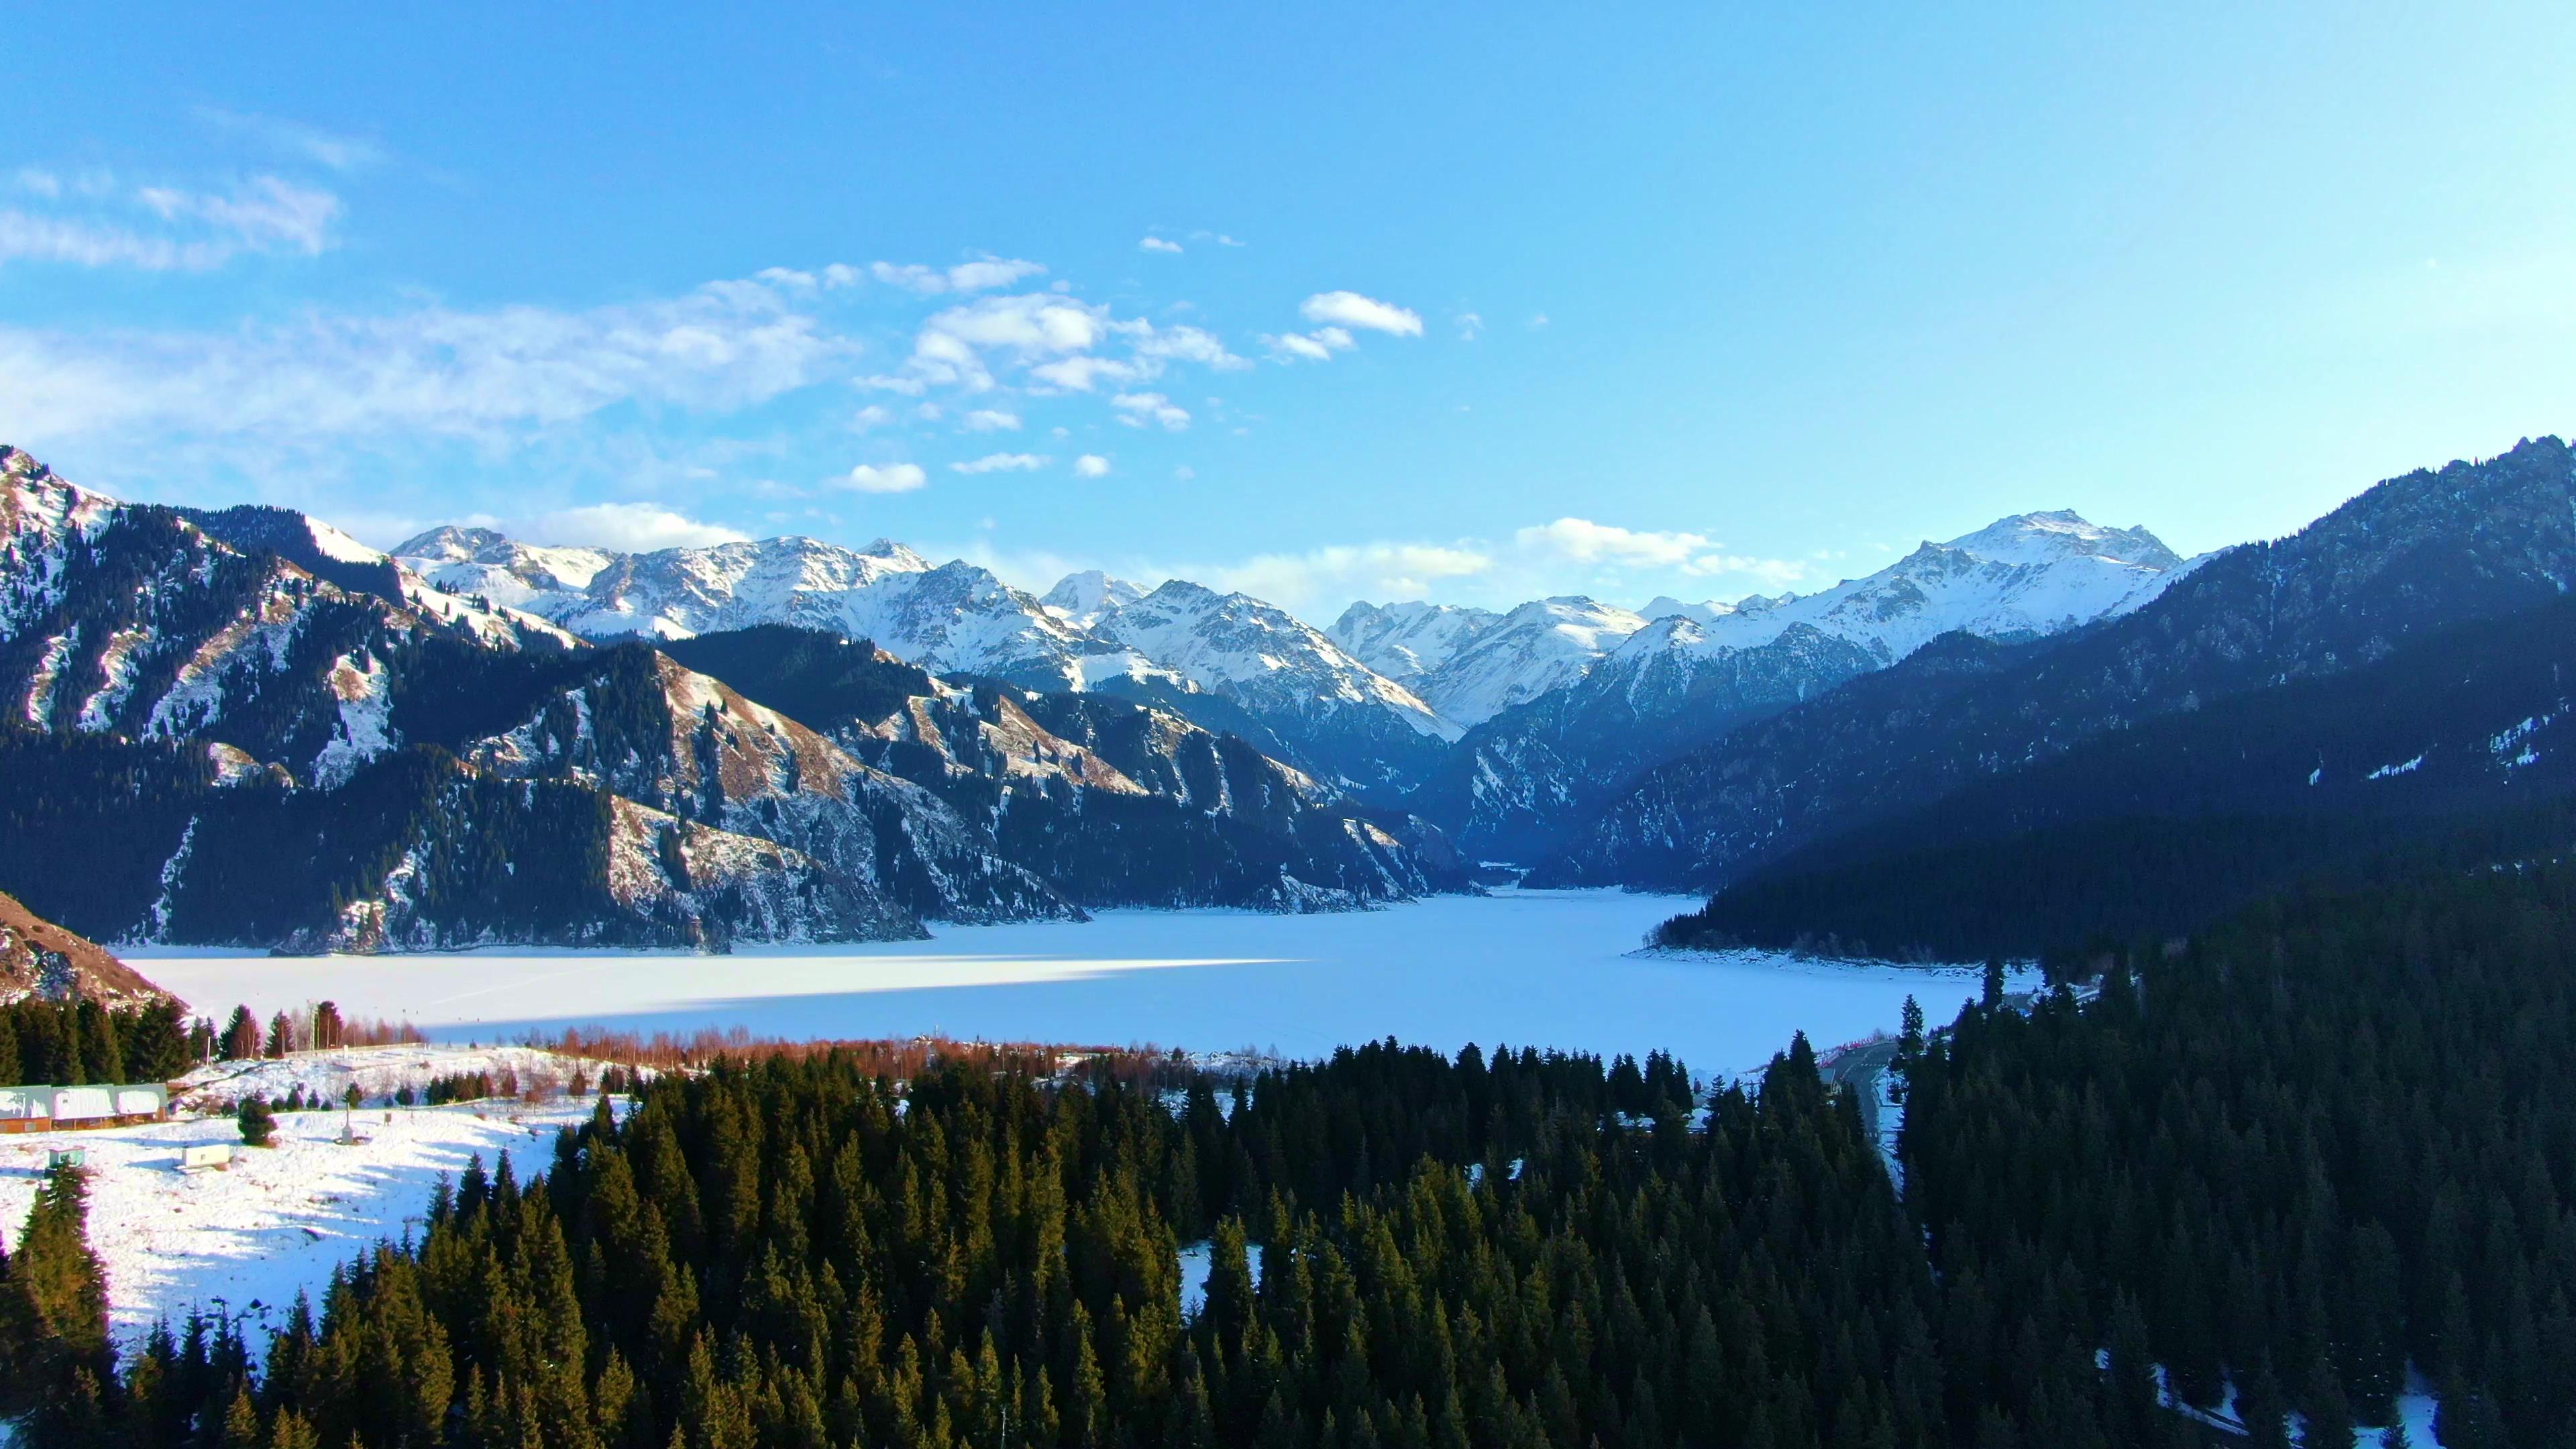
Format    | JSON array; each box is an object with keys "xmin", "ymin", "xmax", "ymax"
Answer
[
  {"xmin": 1660, "ymin": 583, "xmax": 2576, "ymax": 957},
  {"xmin": 1412, "ymin": 510, "xmax": 2194, "ymax": 860},
  {"xmin": 0, "ymin": 447, "xmax": 1466, "ymax": 949},
  {"xmin": 396, "ymin": 529, "xmax": 1459, "ymax": 790},
  {"xmin": 1536, "ymin": 435, "xmax": 2576, "ymax": 891},
  {"xmin": 659, "ymin": 626, "xmax": 1458, "ymax": 909},
  {"xmin": 0, "ymin": 888, "xmax": 170, "ymax": 1007},
  {"xmin": 1077, "ymin": 580, "xmax": 1461, "ymax": 791},
  {"xmin": 1330, "ymin": 596, "xmax": 1647, "ymax": 728}
]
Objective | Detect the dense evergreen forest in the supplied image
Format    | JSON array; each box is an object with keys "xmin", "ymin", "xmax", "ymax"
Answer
[
  {"xmin": 1902, "ymin": 862, "xmax": 2576, "ymax": 1448},
  {"xmin": 1657, "ymin": 589, "xmax": 2576, "ymax": 960},
  {"xmin": 13, "ymin": 856, "xmax": 2576, "ymax": 1444},
  {"xmin": 0, "ymin": 995, "xmax": 192, "ymax": 1088}
]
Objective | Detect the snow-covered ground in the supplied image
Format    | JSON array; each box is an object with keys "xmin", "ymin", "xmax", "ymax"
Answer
[
  {"xmin": 0, "ymin": 1073, "xmax": 606, "ymax": 1350},
  {"xmin": 170, "ymin": 1044, "xmax": 609, "ymax": 1111},
  {"xmin": 131, "ymin": 890, "xmax": 1984, "ymax": 1082}
]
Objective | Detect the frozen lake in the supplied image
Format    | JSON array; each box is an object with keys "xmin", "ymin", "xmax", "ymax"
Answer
[{"xmin": 131, "ymin": 890, "xmax": 1983, "ymax": 1079}]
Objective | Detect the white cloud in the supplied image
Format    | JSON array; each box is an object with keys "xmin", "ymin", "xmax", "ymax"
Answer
[
  {"xmin": 1112, "ymin": 391, "xmax": 1189, "ymax": 430},
  {"xmin": 1299, "ymin": 290, "xmax": 1423, "ymax": 337},
  {"xmin": 525, "ymin": 501, "xmax": 747, "ymax": 551},
  {"xmin": 1139, "ymin": 236, "xmax": 1183, "ymax": 254},
  {"xmin": 1515, "ymin": 517, "xmax": 1713, "ymax": 570},
  {"xmin": 1129, "ymin": 321, "xmax": 1249, "ymax": 370},
  {"xmin": 835, "ymin": 462, "xmax": 928, "ymax": 494},
  {"xmin": 1455, "ymin": 312, "xmax": 1484, "ymax": 340},
  {"xmin": 1073, "ymin": 454, "xmax": 1111, "ymax": 478},
  {"xmin": 852, "ymin": 404, "xmax": 895, "ymax": 431},
  {"xmin": 1212, "ymin": 541, "xmax": 1493, "ymax": 613},
  {"xmin": 869, "ymin": 257, "xmax": 1047, "ymax": 294},
  {"xmin": 951, "ymin": 452, "xmax": 1048, "ymax": 474},
  {"xmin": 1513, "ymin": 517, "xmax": 1808, "ymax": 583},
  {"xmin": 195, "ymin": 108, "xmax": 386, "ymax": 172},
  {"xmin": 863, "ymin": 292, "xmax": 1244, "ymax": 399},
  {"xmin": 1264, "ymin": 326, "xmax": 1354, "ymax": 363},
  {"xmin": 0, "ymin": 174, "xmax": 341, "ymax": 271},
  {"xmin": 15, "ymin": 170, "xmax": 61, "ymax": 199},
  {"xmin": 1700, "ymin": 555, "xmax": 1810, "ymax": 588},
  {"xmin": 963, "ymin": 408, "xmax": 1021, "ymax": 431},
  {"xmin": 0, "ymin": 272, "xmax": 845, "ymax": 445},
  {"xmin": 1026, "ymin": 354, "xmax": 1147, "ymax": 392},
  {"xmin": 1189, "ymin": 231, "xmax": 1246, "ymax": 248}
]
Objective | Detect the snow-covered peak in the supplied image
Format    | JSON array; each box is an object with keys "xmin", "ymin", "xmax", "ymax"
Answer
[
  {"xmin": 1939, "ymin": 510, "xmax": 2182, "ymax": 571},
  {"xmin": 1638, "ymin": 595, "xmax": 1739, "ymax": 625},
  {"xmin": 1095, "ymin": 581, "xmax": 1461, "ymax": 740},
  {"xmin": 1326, "ymin": 600, "xmax": 1500, "ymax": 685},
  {"xmin": 392, "ymin": 524, "xmax": 619, "ymax": 608},
  {"xmin": 855, "ymin": 537, "xmax": 935, "ymax": 572},
  {"xmin": 1601, "ymin": 508, "xmax": 2186, "ymax": 674},
  {"xmin": 1042, "ymin": 569, "xmax": 1149, "ymax": 627},
  {"xmin": 2, "ymin": 444, "xmax": 119, "ymax": 547},
  {"xmin": 391, "ymin": 525, "xmax": 512, "ymax": 564},
  {"xmin": 1404, "ymin": 596, "xmax": 1646, "ymax": 727}
]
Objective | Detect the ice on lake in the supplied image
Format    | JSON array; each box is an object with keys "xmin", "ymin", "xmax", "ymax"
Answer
[{"xmin": 131, "ymin": 890, "xmax": 1982, "ymax": 1080}]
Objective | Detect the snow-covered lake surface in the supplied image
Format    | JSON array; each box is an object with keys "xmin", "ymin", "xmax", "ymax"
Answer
[{"xmin": 132, "ymin": 890, "xmax": 1984, "ymax": 1079}]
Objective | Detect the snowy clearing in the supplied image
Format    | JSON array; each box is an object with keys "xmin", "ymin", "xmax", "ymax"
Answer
[
  {"xmin": 169, "ymin": 1043, "xmax": 610, "ymax": 1110},
  {"xmin": 0, "ymin": 1076, "xmax": 606, "ymax": 1350},
  {"xmin": 131, "ymin": 890, "xmax": 1985, "ymax": 1081}
]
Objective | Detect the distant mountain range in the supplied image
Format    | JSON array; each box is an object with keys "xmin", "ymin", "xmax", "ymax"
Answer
[{"xmin": 16, "ymin": 429, "xmax": 2570, "ymax": 960}]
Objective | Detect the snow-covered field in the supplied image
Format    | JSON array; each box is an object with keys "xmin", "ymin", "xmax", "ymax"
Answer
[
  {"xmin": 1, "ymin": 1068, "xmax": 605, "ymax": 1348},
  {"xmin": 131, "ymin": 890, "xmax": 1985, "ymax": 1082}
]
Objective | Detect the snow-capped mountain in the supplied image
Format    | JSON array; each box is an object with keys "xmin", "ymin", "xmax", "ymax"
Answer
[
  {"xmin": 1645, "ymin": 511, "xmax": 2188, "ymax": 664},
  {"xmin": 1409, "ymin": 596, "xmax": 1648, "ymax": 727},
  {"xmin": 389, "ymin": 527, "xmax": 1460, "ymax": 786},
  {"xmin": 0, "ymin": 445, "xmax": 1468, "ymax": 947},
  {"xmin": 1535, "ymin": 437, "xmax": 2576, "ymax": 892},
  {"xmin": 1328, "ymin": 600, "xmax": 1501, "ymax": 687},
  {"xmin": 394, "ymin": 525, "xmax": 617, "ymax": 607},
  {"xmin": 1411, "ymin": 510, "xmax": 2197, "ymax": 859},
  {"xmin": 394, "ymin": 527, "xmax": 1159, "ymax": 692},
  {"xmin": 1082, "ymin": 579, "xmax": 1461, "ymax": 790},
  {"xmin": 1040, "ymin": 569, "xmax": 1150, "ymax": 628}
]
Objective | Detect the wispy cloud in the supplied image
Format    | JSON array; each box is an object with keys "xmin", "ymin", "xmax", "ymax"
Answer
[
  {"xmin": 951, "ymin": 452, "xmax": 1048, "ymax": 474},
  {"xmin": 1209, "ymin": 541, "xmax": 1494, "ymax": 612},
  {"xmin": 834, "ymin": 462, "xmax": 929, "ymax": 494},
  {"xmin": 0, "ymin": 174, "xmax": 342, "ymax": 271},
  {"xmin": 1300, "ymin": 290, "xmax": 1423, "ymax": 337},
  {"xmin": 868, "ymin": 257, "xmax": 1047, "ymax": 294},
  {"xmin": 1138, "ymin": 235, "xmax": 1183, "ymax": 254},
  {"xmin": 195, "ymin": 107, "xmax": 387, "ymax": 172},
  {"xmin": 525, "ymin": 501, "xmax": 747, "ymax": 551},
  {"xmin": 0, "ymin": 272, "xmax": 844, "ymax": 443},
  {"xmin": 864, "ymin": 290, "xmax": 1245, "ymax": 397},
  {"xmin": 1111, "ymin": 391, "xmax": 1189, "ymax": 429},
  {"xmin": 1073, "ymin": 454, "xmax": 1112, "ymax": 478},
  {"xmin": 963, "ymin": 408, "xmax": 1021, "ymax": 431},
  {"xmin": 1265, "ymin": 325, "xmax": 1354, "ymax": 363},
  {"xmin": 1515, "ymin": 517, "xmax": 1807, "ymax": 584}
]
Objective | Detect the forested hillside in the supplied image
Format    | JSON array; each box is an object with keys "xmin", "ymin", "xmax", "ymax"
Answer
[
  {"xmin": 1536, "ymin": 437, "xmax": 2576, "ymax": 892},
  {"xmin": 18, "ymin": 845, "xmax": 2576, "ymax": 1443},
  {"xmin": 1657, "ymin": 588, "xmax": 2576, "ymax": 958},
  {"xmin": 1902, "ymin": 859, "xmax": 2576, "ymax": 1447}
]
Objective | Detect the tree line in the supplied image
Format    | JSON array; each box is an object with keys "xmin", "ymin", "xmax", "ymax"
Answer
[{"xmin": 15, "ymin": 856, "xmax": 2576, "ymax": 1444}]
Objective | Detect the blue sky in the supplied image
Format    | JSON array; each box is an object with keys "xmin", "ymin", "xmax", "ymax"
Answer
[{"xmin": 6, "ymin": 4, "xmax": 2574, "ymax": 620}]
